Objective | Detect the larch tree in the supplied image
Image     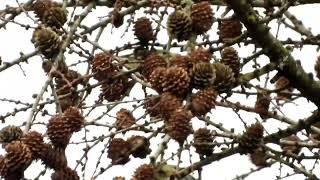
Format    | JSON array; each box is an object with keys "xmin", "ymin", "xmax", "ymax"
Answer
[{"xmin": 0, "ymin": 0, "xmax": 320, "ymax": 179}]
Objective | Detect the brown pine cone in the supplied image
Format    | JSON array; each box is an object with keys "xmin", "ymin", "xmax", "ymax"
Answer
[
  {"xmin": 21, "ymin": 131, "xmax": 48, "ymax": 160},
  {"xmin": 250, "ymin": 148, "xmax": 268, "ymax": 167},
  {"xmin": 115, "ymin": 108, "xmax": 136, "ymax": 131},
  {"xmin": 281, "ymin": 135, "xmax": 301, "ymax": 155},
  {"xmin": 166, "ymin": 108, "xmax": 193, "ymax": 146},
  {"xmin": 54, "ymin": 70, "xmax": 82, "ymax": 111},
  {"xmin": 190, "ymin": 89, "xmax": 217, "ymax": 116},
  {"xmin": 211, "ymin": 62, "xmax": 235, "ymax": 93},
  {"xmin": 191, "ymin": 62, "xmax": 216, "ymax": 89},
  {"xmin": 42, "ymin": 6, "xmax": 67, "ymax": 29},
  {"xmin": 55, "ymin": 76, "xmax": 80, "ymax": 112},
  {"xmin": 100, "ymin": 77, "xmax": 131, "ymax": 101},
  {"xmin": 0, "ymin": 125, "xmax": 23, "ymax": 144},
  {"xmin": 113, "ymin": 177, "xmax": 126, "ymax": 180},
  {"xmin": 107, "ymin": 138, "xmax": 130, "ymax": 165},
  {"xmin": 32, "ymin": 0, "xmax": 59, "ymax": 19},
  {"xmin": 238, "ymin": 122, "xmax": 264, "ymax": 154},
  {"xmin": 142, "ymin": 53, "xmax": 167, "ymax": 80},
  {"xmin": 191, "ymin": 1, "xmax": 214, "ymax": 35},
  {"xmin": 132, "ymin": 164, "xmax": 155, "ymax": 180},
  {"xmin": 189, "ymin": 47, "xmax": 212, "ymax": 64},
  {"xmin": 149, "ymin": 67, "xmax": 167, "ymax": 93},
  {"xmin": 221, "ymin": 47, "xmax": 240, "ymax": 77},
  {"xmin": 0, "ymin": 155, "xmax": 8, "ymax": 177},
  {"xmin": 157, "ymin": 92, "xmax": 183, "ymax": 120},
  {"xmin": 52, "ymin": 167, "xmax": 79, "ymax": 180},
  {"xmin": 254, "ymin": 93, "xmax": 271, "ymax": 119},
  {"xmin": 275, "ymin": 76, "xmax": 294, "ymax": 100},
  {"xmin": 193, "ymin": 128, "xmax": 214, "ymax": 156},
  {"xmin": 41, "ymin": 146, "xmax": 67, "ymax": 170},
  {"xmin": 170, "ymin": 55, "xmax": 193, "ymax": 72},
  {"xmin": 167, "ymin": 10, "xmax": 192, "ymax": 42},
  {"xmin": 144, "ymin": 93, "xmax": 182, "ymax": 120},
  {"xmin": 315, "ymin": 56, "xmax": 320, "ymax": 79},
  {"xmin": 134, "ymin": 17, "xmax": 154, "ymax": 45},
  {"xmin": 161, "ymin": 66, "xmax": 190, "ymax": 97},
  {"xmin": 47, "ymin": 116, "xmax": 72, "ymax": 149},
  {"xmin": 63, "ymin": 107, "xmax": 84, "ymax": 133},
  {"xmin": 127, "ymin": 136, "xmax": 151, "ymax": 159},
  {"xmin": 42, "ymin": 59, "xmax": 68, "ymax": 75},
  {"xmin": 218, "ymin": 16, "xmax": 242, "ymax": 42},
  {"xmin": 91, "ymin": 52, "xmax": 118, "ymax": 81},
  {"xmin": 4, "ymin": 141, "xmax": 33, "ymax": 173},
  {"xmin": 143, "ymin": 96, "xmax": 161, "ymax": 118},
  {"xmin": 32, "ymin": 26, "xmax": 61, "ymax": 59}
]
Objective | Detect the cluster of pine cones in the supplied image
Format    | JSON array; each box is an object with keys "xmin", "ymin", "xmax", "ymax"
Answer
[
  {"xmin": 31, "ymin": 0, "xmax": 67, "ymax": 59},
  {"xmin": 0, "ymin": 107, "xmax": 84, "ymax": 180},
  {"xmin": 22, "ymin": 0, "xmax": 303, "ymax": 179}
]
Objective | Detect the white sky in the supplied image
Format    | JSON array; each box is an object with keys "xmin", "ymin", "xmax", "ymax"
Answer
[{"xmin": 1, "ymin": 1, "xmax": 320, "ymax": 180}]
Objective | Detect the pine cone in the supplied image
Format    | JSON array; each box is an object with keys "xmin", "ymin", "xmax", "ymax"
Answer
[
  {"xmin": 161, "ymin": 66, "xmax": 190, "ymax": 97},
  {"xmin": 250, "ymin": 148, "xmax": 268, "ymax": 167},
  {"xmin": 281, "ymin": 135, "xmax": 301, "ymax": 155},
  {"xmin": 113, "ymin": 177, "xmax": 126, "ymax": 180},
  {"xmin": 0, "ymin": 125, "xmax": 23, "ymax": 144},
  {"xmin": 100, "ymin": 77, "xmax": 130, "ymax": 101},
  {"xmin": 157, "ymin": 92, "xmax": 183, "ymax": 120},
  {"xmin": 218, "ymin": 16, "xmax": 242, "ymax": 42},
  {"xmin": 134, "ymin": 17, "xmax": 154, "ymax": 45},
  {"xmin": 54, "ymin": 71, "xmax": 82, "ymax": 112},
  {"xmin": 191, "ymin": 1, "xmax": 214, "ymax": 35},
  {"xmin": 190, "ymin": 89, "xmax": 217, "ymax": 116},
  {"xmin": 92, "ymin": 52, "xmax": 118, "ymax": 81},
  {"xmin": 170, "ymin": 55, "xmax": 193, "ymax": 72},
  {"xmin": 166, "ymin": 108, "xmax": 193, "ymax": 145},
  {"xmin": 52, "ymin": 167, "xmax": 79, "ymax": 180},
  {"xmin": 107, "ymin": 138, "xmax": 130, "ymax": 165},
  {"xmin": 127, "ymin": 136, "xmax": 151, "ymax": 158},
  {"xmin": 144, "ymin": 93, "xmax": 183, "ymax": 120},
  {"xmin": 144, "ymin": 96, "xmax": 161, "ymax": 117},
  {"xmin": 191, "ymin": 62, "xmax": 216, "ymax": 89},
  {"xmin": 221, "ymin": 47, "xmax": 240, "ymax": 77},
  {"xmin": 315, "ymin": 56, "xmax": 320, "ymax": 79},
  {"xmin": 32, "ymin": 26, "xmax": 61, "ymax": 59},
  {"xmin": 111, "ymin": 11, "xmax": 124, "ymax": 28},
  {"xmin": 190, "ymin": 47, "xmax": 212, "ymax": 65},
  {"xmin": 42, "ymin": 6, "xmax": 67, "ymax": 29},
  {"xmin": 41, "ymin": 146, "xmax": 67, "ymax": 170},
  {"xmin": 254, "ymin": 93, "xmax": 271, "ymax": 119},
  {"xmin": 142, "ymin": 53, "xmax": 167, "ymax": 80},
  {"xmin": 149, "ymin": 67, "xmax": 167, "ymax": 93},
  {"xmin": 115, "ymin": 108, "xmax": 136, "ymax": 131},
  {"xmin": 167, "ymin": 10, "xmax": 192, "ymax": 42},
  {"xmin": 42, "ymin": 59, "xmax": 68, "ymax": 74},
  {"xmin": 211, "ymin": 62, "xmax": 235, "ymax": 93},
  {"xmin": 4, "ymin": 141, "xmax": 33, "ymax": 173},
  {"xmin": 238, "ymin": 122, "xmax": 264, "ymax": 154},
  {"xmin": 47, "ymin": 116, "xmax": 72, "ymax": 149},
  {"xmin": 21, "ymin": 131, "xmax": 48, "ymax": 160},
  {"xmin": 132, "ymin": 164, "xmax": 155, "ymax": 180},
  {"xmin": 32, "ymin": 0, "xmax": 59, "ymax": 19},
  {"xmin": 193, "ymin": 128, "xmax": 214, "ymax": 156},
  {"xmin": 63, "ymin": 107, "xmax": 84, "ymax": 133},
  {"xmin": 275, "ymin": 76, "xmax": 294, "ymax": 100},
  {"xmin": 0, "ymin": 155, "xmax": 8, "ymax": 177}
]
